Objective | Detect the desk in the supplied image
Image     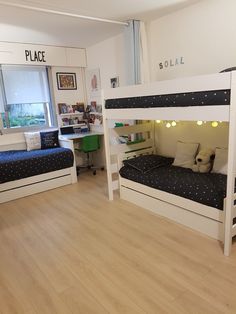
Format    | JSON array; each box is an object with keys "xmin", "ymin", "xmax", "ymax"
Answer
[
  {"xmin": 59, "ymin": 131, "xmax": 104, "ymax": 171},
  {"xmin": 59, "ymin": 131, "xmax": 104, "ymax": 141}
]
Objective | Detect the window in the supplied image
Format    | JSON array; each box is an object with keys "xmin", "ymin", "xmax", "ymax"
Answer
[{"xmin": 0, "ymin": 65, "xmax": 54, "ymax": 131}]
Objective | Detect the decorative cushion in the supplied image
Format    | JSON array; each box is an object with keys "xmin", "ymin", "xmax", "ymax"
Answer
[
  {"xmin": 24, "ymin": 131, "xmax": 41, "ymax": 151},
  {"xmin": 172, "ymin": 141, "xmax": 199, "ymax": 169},
  {"xmin": 212, "ymin": 147, "xmax": 228, "ymax": 175},
  {"xmin": 123, "ymin": 154, "xmax": 172, "ymax": 174},
  {"xmin": 40, "ymin": 130, "xmax": 59, "ymax": 149}
]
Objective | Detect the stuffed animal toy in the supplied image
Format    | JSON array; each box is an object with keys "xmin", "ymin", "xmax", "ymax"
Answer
[{"xmin": 192, "ymin": 148, "xmax": 215, "ymax": 173}]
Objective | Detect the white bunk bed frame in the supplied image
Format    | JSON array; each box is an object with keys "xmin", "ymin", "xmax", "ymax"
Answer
[{"xmin": 102, "ymin": 72, "xmax": 236, "ymax": 256}]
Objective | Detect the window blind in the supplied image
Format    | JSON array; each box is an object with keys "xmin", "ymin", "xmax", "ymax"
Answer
[{"xmin": 2, "ymin": 65, "xmax": 50, "ymax": 105}]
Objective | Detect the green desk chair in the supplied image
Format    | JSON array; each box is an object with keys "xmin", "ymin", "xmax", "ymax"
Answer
[{"xmin": 76, "ymin": 135, "xmax": 102, "ymax": 175}]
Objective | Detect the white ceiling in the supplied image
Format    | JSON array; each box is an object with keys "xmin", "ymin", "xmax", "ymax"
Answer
[{"xmin": 0, "ymin": 0, "xmax": 200, "ymax": 48}]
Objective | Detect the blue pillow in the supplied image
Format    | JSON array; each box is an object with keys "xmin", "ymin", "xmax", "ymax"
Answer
[{"xmin": 40, "ymin": 130, "xmax": 59, "ymax": 149}]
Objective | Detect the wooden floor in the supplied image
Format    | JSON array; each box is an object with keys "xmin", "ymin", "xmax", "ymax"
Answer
[{"xmin": 0, "ymin": 172, "xmax": 235, "ymax": 314}]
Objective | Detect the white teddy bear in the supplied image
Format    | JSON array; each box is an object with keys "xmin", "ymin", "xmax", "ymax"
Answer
[{"xmin": 192, "ymin": 148, "xmax": 215, "ymax": 173}]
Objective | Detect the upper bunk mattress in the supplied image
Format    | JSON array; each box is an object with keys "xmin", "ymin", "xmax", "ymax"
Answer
[
  {"xmin": 105, "ymin": 89, "xmax": 230, "ymax": 109},
  {"xmin": 119, "ymin": 155, "xmax": 230, "ymax": 210},
  {"xmin": 0, "ymin": 147, "xmax": 74, "ymax": 184}
]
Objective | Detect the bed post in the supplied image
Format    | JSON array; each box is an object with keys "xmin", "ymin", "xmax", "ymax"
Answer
[
  {"xmin": 224, "ymin": 71, "xmax": 236, "ymax": 256},
  {"xmin": 102, "ymin": 90, "xmax": 114, "ymax": 200}
]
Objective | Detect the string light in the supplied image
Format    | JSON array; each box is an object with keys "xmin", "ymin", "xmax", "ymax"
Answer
[
  {"xmin": 197, "ymin": 120, "xmax": 203, "ymax": 126},
  {"xmin": 156, "ymin": 120, "xmax": 161, "ymax": 123},
  {"xmin": 171, "ymin": 121, "xmax": 177, "ymax": 127},
  {"xmin": 211, "ymin": 121, "xmax": 218, "ymax": 128},
  {"xmin": 166, "ymin": 122, "xmax": 171, "ymax": 128}
]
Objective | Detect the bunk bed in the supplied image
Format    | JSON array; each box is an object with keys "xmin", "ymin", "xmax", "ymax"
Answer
[{"xmin": 102, "ymin": 72, "xmax": 236, "ymax": 256}]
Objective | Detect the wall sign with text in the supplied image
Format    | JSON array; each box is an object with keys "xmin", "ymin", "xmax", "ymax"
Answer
[
  {"xmin": 0, "ymin": 42, "xmax": 86, "ymax": 67},
  {"xmin": 159, "ymin": 57, "xmax": 184, "ymax": 70},
  {"xmin": 25, "ymin": 50, "xmax": 46, "ymax": 63}
]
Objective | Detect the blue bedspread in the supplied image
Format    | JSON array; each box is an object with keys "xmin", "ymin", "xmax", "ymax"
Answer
[{"xmin": 0, "ymin": 148, "xmax": 74, "ymax": 184}]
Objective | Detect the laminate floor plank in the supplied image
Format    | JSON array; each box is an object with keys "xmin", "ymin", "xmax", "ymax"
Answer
[
  {"xmin": 60, "ymin": 285, "xmax": 110, "ymax": 314},
  {"xmin": 0, "ymin": 219, "xmax": 72, "ymax": 314},
  {"xmin": 0, "ymin": 172, "xmax": 235, "ymax": 314},
  {"xmin": 0, "ymin": 206, "xmax": 145, "ymax": 314}
]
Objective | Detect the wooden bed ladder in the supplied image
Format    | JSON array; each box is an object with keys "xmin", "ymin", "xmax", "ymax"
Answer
[{"xmin": 103, "ymin": 115, "xmax": 155, "ymax": 200}]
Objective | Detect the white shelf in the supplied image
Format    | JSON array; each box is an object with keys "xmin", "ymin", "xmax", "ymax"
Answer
[
  {"xmin": 59, "ymin": 112, "xmax": 84, "ymax": 117},
  {"xmin": 89, "ymin": 112, "xmax": 103, "ymax": 116},
  {"xmin": 60, "ymin": 123, "xmax": 86, "ymax": 128}
]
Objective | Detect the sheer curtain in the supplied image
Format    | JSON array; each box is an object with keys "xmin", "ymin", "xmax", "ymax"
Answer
[
  {"xmin": 0, "ymin": 84, "xmax": 4, "ymax": 113},
  {"xmin": 139, "ymin": 21, "xmax": 150, "ymax": 84},
  {"xmin": 124, "ymin": 20, "xmax": 150, "ymax": 85}
]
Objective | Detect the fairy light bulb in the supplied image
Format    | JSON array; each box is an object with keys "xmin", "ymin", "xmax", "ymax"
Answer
[
  {"xmin": 156, "ymin": 120, "xmax": 161, "ymax": 123},
  {"xmin": 166, "ymin": 122, "xmax": 171, "ymax": 128},
  {"xmin": 171, "ymin": 121, "xmax": 177, "ymax": 127},
  {"xmin": 197, "ymin": 120, "xmax": 203, "ymax": 126},
  {"xmin": 211, "ymin": 121, "xmax": 218, "ymax": 128}
]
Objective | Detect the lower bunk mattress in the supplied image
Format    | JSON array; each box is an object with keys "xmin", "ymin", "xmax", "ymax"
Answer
[
  {"xmin": 0, "ymin": 147, "xmax": 74, "ymax": 184},
  {"xmin": 119, "ymin": 155, "xmax": 229, "ymax": 210}
]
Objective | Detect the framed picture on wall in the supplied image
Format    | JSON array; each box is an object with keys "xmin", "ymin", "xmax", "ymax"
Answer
[
  {"xmin": 56, "ymin": 72, "xmax": 77, "ymax": 90},
  {"xmin": 110, "ymin": 76, "xmax": 119, "ymax": 88},
  {"xmin": 72, "ymin": 103, "xmax": 85, "ymax": 112},
  {"xmin": 58, "ymin": 103, "xmax": 68, "ymax": 114},
  {"xmin": 86, "ymin": 68, "xmax": 101, "ymax": 94}
]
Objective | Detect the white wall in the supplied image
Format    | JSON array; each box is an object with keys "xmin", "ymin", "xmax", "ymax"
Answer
[
  {"xmin": 145, "ymin": 0, "xmax": 236, "ymax": 153},
  {"xmin": 86, "ymin": 1, "xmax": 236, "ymax": 157},
  {"xmin": 156, "ymin": 121, "xmax": 228, "ymax": 157},
  {"xmin": 86, "ymin": 34, "xmax": 128, "ymax": 167},
  {"xmin": 51, "ymin": 66, "xmax": 86, "ymax": 113},
  {"xmin": 148, "ymin": 0, "xmax": 236, "ymax": 81},
  {"xmin": 86, "ymin": 33, "xmax": 127, "ymax": 89}
]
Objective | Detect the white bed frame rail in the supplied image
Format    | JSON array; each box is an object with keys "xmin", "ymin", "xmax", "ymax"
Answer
[
  {"xmin": 0, "ymin": 133, "xmax": 77, "ymax": 203},
  {"xmin": 102, "ymin": 72, "xmax": 236, "ymax": 256}
]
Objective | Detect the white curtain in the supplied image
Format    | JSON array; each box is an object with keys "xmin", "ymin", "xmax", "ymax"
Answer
[
  {"xmin": 0, "ymin": 84, "xmax": 4, "ymax": 113},
  {"xmin": 2, "ymin": 65, "xmax": 50, "ymax": 105},
  {"xmin": 124, "ymin": 20, "xmax": 150, "ymax": 85},
  {"xmin": 139, "ymin": 21, "xmax": 150, "ymax": 84}
]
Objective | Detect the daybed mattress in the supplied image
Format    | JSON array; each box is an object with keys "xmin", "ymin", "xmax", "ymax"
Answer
[
  {"xmin": 119, "ymin": 157, "xmax": 228, "ymax": 210},
  {"xmin": 105, "ymin": 89, "xmax": 230, "ymax": 109},
  {"xmin": 0, "ymin": 147, "xmax": 74, "ymax": 184}
]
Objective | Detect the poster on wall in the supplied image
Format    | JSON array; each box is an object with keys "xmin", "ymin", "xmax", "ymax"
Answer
[
  {"xmin": 85, "ymin": 68, "xmax": 103, "ymax": 128},
  {"xmin": 86, "ymin": 68, "xmax": 101, "ymax": 95}
]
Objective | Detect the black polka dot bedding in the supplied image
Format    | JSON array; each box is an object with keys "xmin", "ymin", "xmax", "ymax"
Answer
[
  {"xmin": 105, "ymin": 90, "xmax": 230, "ymax": 109},
  {"xmin": 0, "ymin": 147, "xmax": 74, "ymax": 184},
  {"xmin": 119, "ymin": 155, "xmax": 230, "ymax": 210}
]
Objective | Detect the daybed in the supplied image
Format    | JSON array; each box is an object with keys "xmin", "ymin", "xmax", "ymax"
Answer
[
  {"xmin": 0, "ymin": 132, "xmax": 77, "ymax": 203},
  {"xmin": 102, "ymin": 72, "xmax": 236, "ymax": 256}
]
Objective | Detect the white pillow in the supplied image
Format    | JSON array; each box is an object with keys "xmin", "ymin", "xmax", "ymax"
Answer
[
  {"xmin": 173, "ymin": 141, "xmax": 199, "ymax": 169},
  {"xmin": 212, "ymin": 147, "xmax": 228, "ymax": 175},
  {"xmin": 24, "ymin": 132, "xmax": 41, "ymax": 151}
]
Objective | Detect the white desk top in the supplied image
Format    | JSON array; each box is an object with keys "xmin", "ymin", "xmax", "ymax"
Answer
[{"xmin": 59, "ymin": 131, "xmax": 104, "ymax": 141}]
